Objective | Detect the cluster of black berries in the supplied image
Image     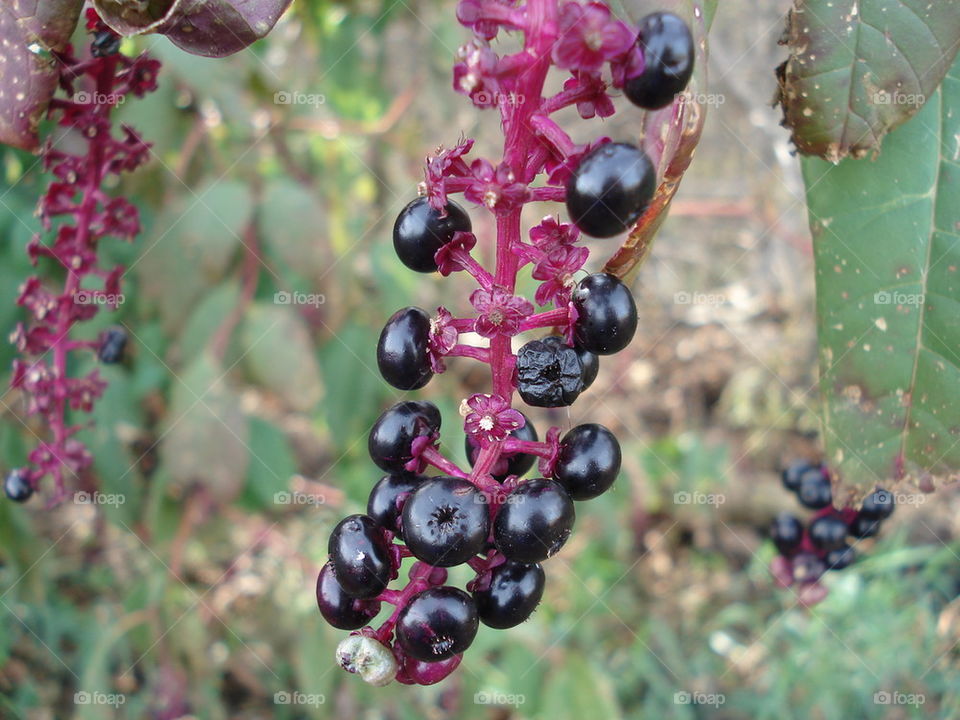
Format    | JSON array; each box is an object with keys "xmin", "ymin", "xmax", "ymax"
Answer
[{"xmin": 770, "ymin": 461, "xmax": 895, "ymax": 591}]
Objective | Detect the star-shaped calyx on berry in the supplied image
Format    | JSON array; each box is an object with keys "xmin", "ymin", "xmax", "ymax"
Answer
[
  {"xmin": 462, "ymin": 393, "xmax": 525, "ymax": 447},
  {"xmin": 427, "ymin": 307, "xmax": 458, "ymax": 373},
  {"xmin": 470, "ymin": 287, "xmax": 534, "ymax": 338}
]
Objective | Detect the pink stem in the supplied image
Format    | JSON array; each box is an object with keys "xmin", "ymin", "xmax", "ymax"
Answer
[
  {"xmin": 519, "ymin": 307, "xmax": 570, "ymax": 332},
  {"xmin": 446, "ymin": 344, "xmax": 490, "ymax": 362},
  {"xmin": 417, "ymin": 445, "xmax": 469, "ymax": 479}
]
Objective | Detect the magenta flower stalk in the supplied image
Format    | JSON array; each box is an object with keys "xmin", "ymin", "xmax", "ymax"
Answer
[
  {"xmin": 320, "ymin": 0, "xmax": 696, "ymax": 686},
  {"xmin": 5, "ymin": 12, "xmax": 158, "ymax": 505}
]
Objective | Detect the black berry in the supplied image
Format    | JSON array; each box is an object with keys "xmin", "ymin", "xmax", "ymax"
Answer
[
  {"xmin": 494, "ymin": 479, "xmax": 575, "ymax": 563},
  {"xmin": 623, "ymin": 12, "xmax": 695, "ymax": 110},
  {"xmin": 796, "ymin": 467, "xmax": 832, "ymax": 510},
  {"xmin": 553, "ymin": 423, "xmax": 621, "ymax": 500},
  {"xmin": 327, "ymin": 514, "xmax": 392, "ymax": 598},
  {"xmin": 368, "ymin": 401, "xmax": 441, "ymax": 472},
  {"xmin": 367, "ymin": 472, "xmax": 426, "ymax": 535},
  {"xmin": 97, "ymin": 327, "xmax": 127, "ymax": 364},
  {"xmin": 541, "ymin": 336, "xmax": 599, "ymax": 390},
  {"xmin": 781, "ymin": 460, "xmax": 817, "ymax": 493},
  {"xmin": 769, "ymin": 512, "xmax": 803, "ymax": 555},
  {"xmin": 401, "ymin": 476, "xmax": 490, "ymax": 567},
  {"xmin": 825, "ymin": 545, "xmax": 856, "ymax": 571},
  {"xmin": 396, "ymin": 586, "xmax": 479, "ymax": 662},
  {"xmin": 515, "ymin": 338, "xmax": 584, "ymax": 407},
  {"xmin": 393, "ymin": 197, "xmax": 472, "ymax": 273},
  {"xmin": 465, "ymin": 410, "xmax": 538, "ymax": 480},
  {"xmin": 316, "ymin": 562, "xmax": 381, "ymax": 630},
  {"xmin": 566, "ymin": 142, "xmax": 655, "ymax": 238},
  {"xmin": 808, "ymin": 515, "xmax": 849, "ymax": 551},
  {"xmin": 4, "ymin": 469, "xmax": 33, "ymax": 503},
  {"xmin": 91, "ymin": 30, "xmax": 121, "ymax": 58},
  {"xmin": 572, "ymin": 273, "xmax": 638, "ymax": 355},
  {"xmin": 377, "ymin": 307, "xmax": 433, "ymax": 390},
  {"xmin": 860, "ymin": 489, "xmax": 895, "ymax": 520},
  {"xmin": 849, "ymin": 513, "xmax": 882, "ymax": 539},
  {"xmin": 472, "ymin": 561, "xmax": 545, "ymax": 629}
]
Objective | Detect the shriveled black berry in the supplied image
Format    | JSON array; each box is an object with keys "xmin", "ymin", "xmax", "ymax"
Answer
[
  {"xmin": 4, "ymin": 469, "xmax": 33, "ymax": 503},
  {"xmin": 791, "ymin": 552, "xmax": 825, "ymax": 584},
  {"xmin": 465, "ymin": 410, "xmax": 538, "ymax": 481},
  {"xmin": 566, "ymin": 142, "xmax": 655, "ymax": 238},
  {"xmin": 825, "ymin": 545, "xmax": 856, "ymax": 571},
  {"xmin": 541, "ymin": 336, "xmax": 599, "ymax": 390},
  {"xmin": 401, "ymin": 476, "xmax": 490, "ymax": 567},
  {"xmin": 316, "ymin": 562, "xmax": 381, "ymax": 629},
  {"xmin": 849, "ymin": 513, "xmax": 882, "ymax": 539},
  {"xmin": 368, "ymin": 401, "xmax": 441, "ymax": 472},
  {"xmin": 472, "ymin": 561, "xmax": 545, "ymax": 629},
  {"xmin": 770, "ymin": 512, "xmax": 803, "ymax": 555},
  {"xmin": 809, "ymin": 515, "xmax": 849, "ymax": 551},
  {"xmin": 796, "ymin": 467, "xmax": 832, "ymax": 510},
  {"xmin": 860, "ymin": 489, "xmax": 895, "ymax": 520},
  {"xmin": 494, "ymin": 479, "xmax": 575, "ymax": 563},
  {"xmin": 515, "ymin": 338, "xmax": 584, "ymax": 408},
  {"xmin": 367, "ymin": 472, "xmax": 425, "ymax": 535},
  {"xmin": 377, "ymin": 307, "xmax": 433, "ymax": 390},
  {"xmin": 572, "ymin": 273, "xmax": 638, "ymax": 355},
  {"xmin": 91, "ymin": 30, "xmax": 122, "ymax": 58},
  {"xmin": 393, "ymin": 197, "xmax": 472, "ymax": 273},
  {"xmin": 553, "ymin": 423, "xmax": 621, "ymax": 500},
  {"xmin": 327, "ymin": 514, "xmax": 392, "ymax": 598},
  {"xmin": 781, "ymin": 460, "xmax": 817, "ymax": 493},
  {"xmin": 97, "ymin": 327, "xmax": 128, "ymax": 364},
  {"xmin": 396, "ymin": 587, "xmax": 479, "ymax": 662},
  {"xmin": 624, "ymin": 12, "xmax": 695, "ymax": 110}
]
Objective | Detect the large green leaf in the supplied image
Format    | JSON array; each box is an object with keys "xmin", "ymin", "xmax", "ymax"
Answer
[
  {"xmin": 803, "ymin": 59, "xmax": 960, "ymax": 504},
  {"xmin": 777, "ymin": 0, "xmax": 960, "ymax": 162}
]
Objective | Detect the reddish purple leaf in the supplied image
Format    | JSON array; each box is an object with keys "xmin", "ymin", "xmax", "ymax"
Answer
[
  {"xmin": 93, "ymin": 0, "xmax": 293, "ymax": 57},
  {"xmin": 0, "ymin": 0, "xmax": 84, "ymax": 150}
]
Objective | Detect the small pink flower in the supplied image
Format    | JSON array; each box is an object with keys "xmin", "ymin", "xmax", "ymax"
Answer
[
  {"xmin": 453, "ymin": 40, "xmax": 502, "ymax": 108},
  {"xmin": 563, "ymin": 71, "xmax": 615, "ymax": 119},
  {"xmin": 427, "ymin": 307, "xmax": 459, "ymax": 373},
  {"xmin": 423, "ymin": 138, "xmax": 475, "ymax": 212},
  {"xmin": 456, "ymin": 0, "xmax": 523, "ymax": 40},
  {"xmin": 552, "ymin": 3, "xmax": 635, "ymax": 72},
  {"xmin": 463, "ymin": 393, "xmax": 525, "ymax": 445},
  {"xmin": 610, "ymin": 44, "xmax": 645, "ymax": 88},
  {"xmin": 545, "ymin": 136, "xmax": 611, "ymax": 187},
  {"xmin": 470, "ymin": 287, "xmax": 533, "ymax": 338},
  {"xmin": 533, "ymin": 245, "xmax": 588, "ymax": 306},
  {"xmin": 434, "ymin": 230, "xmax": 478, "ymax": 276},
  {"xmin": 529, "ymin": 215, "xmax": 580, "ymax": 250},
  {"xmin": 464, "ymin": 158, "xmax": 530, "ymax": 212}
]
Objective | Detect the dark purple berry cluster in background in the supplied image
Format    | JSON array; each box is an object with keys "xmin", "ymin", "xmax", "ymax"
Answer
[
  {"xmin": 317, "ymin": 0, "xmax": 695, "ymax": 686},
  {"xmin": 769, "ymin": 460, "xmax": 896, "ymax": 605}
]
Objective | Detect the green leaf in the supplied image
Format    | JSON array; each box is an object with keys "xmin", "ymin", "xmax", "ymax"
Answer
[
  {"xmin": 261, "ymin": 177, "xmax": 328, "ymax": 290},
  {"xmin": 777, "ymin": 0, "xmax": 960, "ymax": 161},
  {"xmin": 241, "ymin": 302, "xmax": 323, "ymax": 412},
  {"xmin": 803, "ymin": 59, "xmax": 960, "ymax": 502},
  {"xmin": 240, "ymin": 416, "xmax": 298, "ymax": 510},
  {"xmin": 539, "ymin": 653, "xmax": 622, "ymax": 720}
]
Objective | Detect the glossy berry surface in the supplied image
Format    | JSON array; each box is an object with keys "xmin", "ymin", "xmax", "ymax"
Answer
[
  {"xmin": 465, "ymin": 410, "xmax": 538, "ymax": 480},
  {"xmin": 316, "ymin": 562, "xmax": 382, "ymax": 630},
  {"xmin": 396, "ymin": 587, "xmax": 479, "ymax": 662},
  {"xmin": 97, "ymin": 327, "xmax": 128, "ymax": 364},
  {"xmin": 553, "ymin": 423, "xmax": 621, "ymax": 500},
  {"xmin": 565, "ymin": 142, "xmax": 655, "ymax": 238},
  {"xmin": 393, "ymin": 197, "xmax": 472, "ymax": 273},
  {"xmin": 4, "ymin": 469, "xmax": 33, "ymax": 503},
  {"xmin": 849, "ymin": 513, "xmax": 882, "ymax": 539},
  {"xmin": 401, "ymin": 476, "xmax": 490, "ymax": 567},
  {"xmin": 769, "ymin": 512, "xmax": 803, "ymax": 555},
  {"xmin": 515, "ymin": 338, "xmax": 584, "ymax": 407},
  {"xmin": 575, "ymin": 343, "xmax": 600, "ymax": 389},
  {"xmin": 472, "ymin": 560, "xmax": 545, "ymax": 629},
  {"xmin": 808, "ymin": 515, "xmax": 849, "ymax": 551},
  {"xmin": 377, "ymin": 307, "xmax": 433, "ymax": 390},
  {"xmin": 825, "ymin": 545, "xmax": 856, "ymax": 571},
  {"xmin": 781, "ymin": 460, "xmax": 816, "ymax": 492},
  {"xmin": 494, "ymin": 479, "xmax": 575, "ymax": 563},
  {"xmin": 367, "ymin": 472, "xmax": 425, "ymax": 535},
  {"xmin": 860, "ymin": 489, "xmax": 895, "ymax": 520},
  {"xmin": 796, "ymin": 467, "xmax": 832, "ymax": 510},
  {"xmin": 368, "ymin": 401, "xmax": 441, "ymax": 472},
  {"xmin": 624, "ymin": 12, "xmax": 695, "ymax": 110},
  {"xmin": 327, "ymin": 514, "xmax": 392, "ymax": 598},
  {"xmin": 572, "ymin": 273, "xmax": 638, "ymax": 355}
]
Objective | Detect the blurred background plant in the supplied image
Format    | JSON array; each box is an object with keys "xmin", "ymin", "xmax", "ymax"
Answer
[{"xmin": 0, "ymin": 0, "xmax": 958, "ymax": 718}]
